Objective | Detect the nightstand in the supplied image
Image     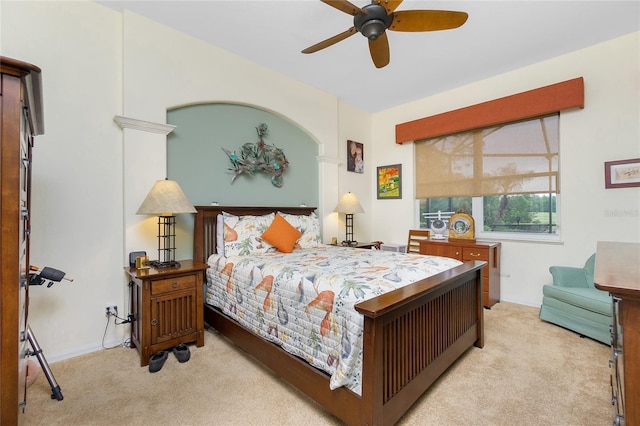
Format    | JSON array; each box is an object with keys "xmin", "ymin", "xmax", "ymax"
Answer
[{"xmin": 126, "ymin": 260, "xmax": 208, "ymax": 366}]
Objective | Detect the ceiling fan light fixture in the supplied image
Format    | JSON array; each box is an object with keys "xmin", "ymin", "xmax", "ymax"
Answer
[
  {"xmin": 304, "ymin": 2, "xmax": 469, "ymax": 68},
  {"xmin": 360, "ymin": 19, "xmax": 386, "ymax": 40}
]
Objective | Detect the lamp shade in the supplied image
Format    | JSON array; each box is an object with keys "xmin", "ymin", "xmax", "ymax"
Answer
[
  {"xmin": 136, "ymin": 179, "xmax": 196, "ymax": 216},
  {"xmin": 334, "ymin": 192, "xmax": 364, "ymax": 214}
]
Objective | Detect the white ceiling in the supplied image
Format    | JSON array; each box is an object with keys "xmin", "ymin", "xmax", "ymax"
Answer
[{"xmin": 97, "ymin": 1, "xmax": 640, "ymax": 113}]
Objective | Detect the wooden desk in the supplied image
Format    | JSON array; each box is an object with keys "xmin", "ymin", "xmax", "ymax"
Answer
[{"xmin": 594, "ymin": 241, "xmax": 640, "ymax": 426}]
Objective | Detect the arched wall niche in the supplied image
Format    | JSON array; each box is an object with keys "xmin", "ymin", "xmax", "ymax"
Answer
[{"xmin": 166, "ymin": 102, "xmax": 320, "ymax": 208}]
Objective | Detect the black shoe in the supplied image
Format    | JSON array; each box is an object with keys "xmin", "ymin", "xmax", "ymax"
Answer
[
  {"xmin": 173, "ymin": 343, "xmax": 190, "ymax": 363},
  {"xmin": 149, "ymin": 350, "xmax": 168, "ymax": 373}
]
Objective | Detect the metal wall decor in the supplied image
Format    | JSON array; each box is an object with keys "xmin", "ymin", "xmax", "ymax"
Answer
[{"xmin": 222, "ymin": 123, "xmax": 289, "ymax": 187}]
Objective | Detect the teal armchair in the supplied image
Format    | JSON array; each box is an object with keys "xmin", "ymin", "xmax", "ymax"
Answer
[{"xmin": 539, "ymin": 254, "xmax": 612, "ymax": 344}]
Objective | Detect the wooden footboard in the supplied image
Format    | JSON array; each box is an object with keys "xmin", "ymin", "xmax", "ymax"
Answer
[
  {"xmin": 356, "ymin": 261, "xmax": 484, "ymax": 425},
  {"xmin": 195, "ymin": 206, "xmax": 484, "ymax": 425}
]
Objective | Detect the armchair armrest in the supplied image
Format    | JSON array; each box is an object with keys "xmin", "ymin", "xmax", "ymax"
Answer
[{"xmin": 549, "ymin": 266, "xmax": 590, "ymax": 288}]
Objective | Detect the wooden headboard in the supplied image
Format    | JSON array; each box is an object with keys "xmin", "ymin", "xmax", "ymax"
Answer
[{"xmin": 193, "ymin": 206, "xmax": 318, "ymax": 263}]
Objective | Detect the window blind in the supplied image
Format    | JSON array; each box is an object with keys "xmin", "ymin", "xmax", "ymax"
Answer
[{"xmin": 415, "ymin": 114, "xmax": 559, "ymax": 198}]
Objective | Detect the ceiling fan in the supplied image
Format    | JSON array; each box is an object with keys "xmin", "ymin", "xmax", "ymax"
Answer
[{"xmin": 302, "ymin": 0, "xmax": 468, "ymax": 68}]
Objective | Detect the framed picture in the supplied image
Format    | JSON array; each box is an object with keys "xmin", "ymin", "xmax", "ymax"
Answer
[
  {"xmin": 605, "ymin": 158, "xmax": 640, "ymax": 189},
  {"xmin": 377, "ymin": 164, "xmax": 402, "ymax": 199},
  {"xmin": 347, "ymin": 140, "xmax": 364, "ymax": 173}
]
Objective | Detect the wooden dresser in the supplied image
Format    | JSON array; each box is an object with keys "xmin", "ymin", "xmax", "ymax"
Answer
[
  {"xmin": 594, "ymin": 241, "xmax": 640, "ymax": 426},
  {"xmin": 0, "ymin": 57, "xmax": 44, "ymax": 424},
  {"xmin": 420, "ymin": 238, "xmax": 501, "ymax": 308}
]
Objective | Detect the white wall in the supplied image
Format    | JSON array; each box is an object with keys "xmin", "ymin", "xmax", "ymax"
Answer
[
  {"xmin": 335, "ymin": 101, "xmax": 372, "ymax": 244},
  {"xmin": 2, "ymin": 1, "xmax": 125, "ymax": 358},
  {"xmin": 370, "ymin": 31, "xmax": 640, "ymax": 306},
  {"xmin": 2, "ymin": 1, "xmax": 637, "ymax": 362}
]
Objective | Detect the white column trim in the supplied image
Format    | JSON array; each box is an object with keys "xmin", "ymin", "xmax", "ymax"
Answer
[
  {"xmin": 317, "ymin": 155, "xmax": 341, "ymax": 165},
  {"xmin": 114, "ymin": 115, "xmax": 176, "ymax": 135}
]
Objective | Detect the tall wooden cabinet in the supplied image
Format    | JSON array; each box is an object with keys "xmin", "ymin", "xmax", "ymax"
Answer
[
  {"xmin": 420, "ymin": 238, "xmax": 501, "ymax": 308},
  {"xmin": 1, "ymin": 57, "xmax": 44, "ymax": 424}
]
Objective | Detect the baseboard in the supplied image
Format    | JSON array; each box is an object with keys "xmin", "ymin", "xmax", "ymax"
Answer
[
  {"xmin": 499, "ymin": 297, "xmax": 541, "ymax": 309},
  {"xmin": 45, "ymin": 339, "xmax": 124, "ymax": 364}
]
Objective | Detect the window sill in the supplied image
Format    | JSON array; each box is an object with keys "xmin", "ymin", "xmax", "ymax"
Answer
[{"xmin": 476, "ymin": 232, "xmax": 563, "ymax": 245}]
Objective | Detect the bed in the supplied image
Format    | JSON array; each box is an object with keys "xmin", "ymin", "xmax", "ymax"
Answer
[{"xmin": 194, "ymin": 206, "xmax": 485, "ymax": 426}]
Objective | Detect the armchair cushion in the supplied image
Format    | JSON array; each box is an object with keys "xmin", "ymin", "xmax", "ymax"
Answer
[{"xmin": 542, "ymin": 285, "xmax": 611, "ymax": 316}]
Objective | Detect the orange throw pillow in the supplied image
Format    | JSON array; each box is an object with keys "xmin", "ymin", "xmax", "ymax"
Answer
[{"xmin": 261, "ymin": 214, "xmax": 301, "ymax": 253}]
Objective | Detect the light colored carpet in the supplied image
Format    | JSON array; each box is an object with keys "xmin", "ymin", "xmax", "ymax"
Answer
[{"xmin": 22, "ymin": 302, "xmax": 615, "ymax": 425}]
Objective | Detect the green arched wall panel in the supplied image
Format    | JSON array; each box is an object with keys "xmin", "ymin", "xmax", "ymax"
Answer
[{"xmin": 167, "ymin": 103, "xmax": 319, "ymax": 207}]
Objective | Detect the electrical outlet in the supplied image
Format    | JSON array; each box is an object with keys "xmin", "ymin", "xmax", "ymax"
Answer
[{"xmin": 105, "ymin": 305, "xmax": 118, "ymax": 316}]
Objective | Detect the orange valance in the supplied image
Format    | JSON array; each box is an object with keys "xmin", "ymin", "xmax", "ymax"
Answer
[{"xmin": 395, "ymin": 77, "xmax": 584, "ymax": 144}]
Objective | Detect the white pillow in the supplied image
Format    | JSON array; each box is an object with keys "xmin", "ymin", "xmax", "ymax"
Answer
[
  {"xmin": 222, "ymin": 212, "xmax": 275, "ymax": 256},
  {"xmin": 279, "ymin": 211, "xmax": 322, "ymax": 249},
  {"xmin": 216, "ymin": 214, "xmax": 224, "ymax": 255}
]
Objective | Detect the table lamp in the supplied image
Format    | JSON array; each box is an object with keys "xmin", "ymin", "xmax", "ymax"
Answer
[
  {"xmin": 334, "ymin": 192, "xmax": 364, "ymax": 246},
  {"xmin": 136, "ymin": 179, "xmax": 196, "ymax": 268}
]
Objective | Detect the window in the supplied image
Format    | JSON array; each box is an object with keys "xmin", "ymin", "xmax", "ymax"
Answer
[
  {"xmin": 419, "ymin": 195, "xmax": 557, "ymax": 235},
  {"xmin": 416, "ymin": 114, "xmax": 559, "ymax": 239}
]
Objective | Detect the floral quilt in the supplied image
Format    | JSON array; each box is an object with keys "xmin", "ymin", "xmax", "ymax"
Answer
[{"xmin": 205, "ymin": 245, "xmax": 462, "ymax": 395}]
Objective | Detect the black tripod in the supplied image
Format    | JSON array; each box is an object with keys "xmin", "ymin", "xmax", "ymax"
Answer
[
  {"xmin": 27, "ymin": 266, "xmax": 73, "ymax": 401},
  {"xmin": 25, "ymin": 326, "xmax": 63, "ymax": 401}
]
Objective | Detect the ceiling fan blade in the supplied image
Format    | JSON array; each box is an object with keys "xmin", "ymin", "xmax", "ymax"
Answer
[
  {"xmin": 368, "ymin": 32, "xmax": 390, "ymax": 68},
  {"xmin": 321, "ymin": 0, "xmax": 365, "ymax": 16},
  {"xmin": 389, "ymin": 10, "xmax": 469, "ymax": 32},
  {"xmin": 374, "ymin": 0, "xmax": 404, "ymax": 14},
  {"xmin": 302, "ymin": 27, "xmax": 358, "ymax": 54}
]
